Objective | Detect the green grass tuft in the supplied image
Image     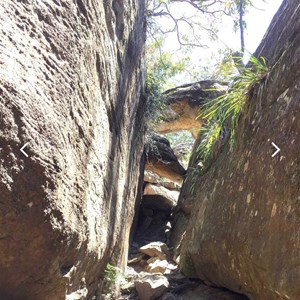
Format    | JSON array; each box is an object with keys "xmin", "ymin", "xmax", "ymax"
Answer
[{"xmin": 196, "ymin": 55, "xmax": 268, "ymax": 167}]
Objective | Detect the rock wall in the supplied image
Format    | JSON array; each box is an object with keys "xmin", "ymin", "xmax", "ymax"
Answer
[
  {"xmin": 176, "ymin": 0, "xmax": 300, "ymax": 299},
  {"xmin": 0, "ymin": 1, "xmax": 145, "ymax": 299}
]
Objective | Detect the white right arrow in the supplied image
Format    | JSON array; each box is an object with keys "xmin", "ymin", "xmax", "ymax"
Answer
[{"xmin": 271, "ymin": 142, "xmax": 280, "ymax": 157}]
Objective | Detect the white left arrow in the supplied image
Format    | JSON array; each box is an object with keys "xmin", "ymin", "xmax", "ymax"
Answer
[
  {"xmin": 20, "ymin": 142, "xmax": 29, "ymax": 157},
  {"xmin": 271, "ymin": 142, "xmax": 280, "ymax": 158}
]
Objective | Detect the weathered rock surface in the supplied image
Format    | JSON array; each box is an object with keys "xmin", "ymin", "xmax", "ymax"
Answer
[
  {"xmin": 145, "ymin": 135, "xmax": 186, "ymax": 183},
  {"xmin": 135, "ymin": 274, "xmax": 169, "ymax": 300},
  {"xmin": 144, "ymin": 184, "xmax": 179, "ymax": 206},
  {"xmin": 142, "ymin": 195, "xmax": 175, "ymax": 213},
  {"xmin": 139, "ymin": 242, "xmax": 170, "ymax": 260},
  {"xmin": 155, "ymin": 81, "xmax": 227, "ymax": 137},
  {"xmin": 173, "ymin": 141, "xmax": 194, "ymax": 168},
  {"xmin": 177, "ymin": 1, "xmax": 300, "ymax": 299},
  {"xmin": 144, "ymin": 171, "xmax": 181, "ymax": 190},
  {"xmin": 144, "ymin": 170, "xmax": 162, "ymax": 184},
  {"xmin": 145, "ymin": 258, "xmax": 169, "ymax": 274},
  {"xmin": 0, "ymin": 1, "xmax": 145, "ymax": 299},
  {"xmin": 177, "ymin": 285, "xmax": 248, "ymax": 300}
]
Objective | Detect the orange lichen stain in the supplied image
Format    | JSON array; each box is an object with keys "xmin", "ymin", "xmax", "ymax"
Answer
[{"xmin": 271, "ymin": 203, "xmax": 277, "ymax": 217}]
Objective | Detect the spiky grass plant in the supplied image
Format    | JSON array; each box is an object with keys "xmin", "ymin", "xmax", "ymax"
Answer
[
  {"xmin": 104, "ymin": 263, "xmax": 119, "ymax": 283},
  {"xmin": 196, "ymin": 55, "xmax": 268, "ymax": 166}
]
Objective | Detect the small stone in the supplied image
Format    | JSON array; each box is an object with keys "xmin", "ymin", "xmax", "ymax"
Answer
[
  {"xmin": 145, "ymin": 259, "xmax": 169, "ymax": 274},
  {"xmin": 120, "ymin": 281, "xmax": 135, "ymax": 294},
  {"xmin": 125, "ymin": 266, "xmax": 138, "ymax": 278},
  {"xmin": 174, "ymin": 255, "xmax": 180, "ymax": 264},
  {"xmin": 135, "ymin": 274, "xmax": 169, "ymax": 300}
]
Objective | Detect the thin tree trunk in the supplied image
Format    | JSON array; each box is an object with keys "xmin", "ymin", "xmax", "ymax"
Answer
[{"xmin": 239, "ymin": 0, "xmax": 245, "ymax": 53}]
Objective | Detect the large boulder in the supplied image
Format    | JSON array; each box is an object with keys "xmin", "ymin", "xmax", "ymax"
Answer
[
  {"xmin": 145, "ymin": 134, "xmax": 186, "ymax": 183},
  {"xmin": 142, "ymin": 195, "xmax": 175, "ymax": 213},
  {"xmin": 0, "ymin": 1, "xmax": 145, "ymax": 299},
  {"xmin": 155, "ymin": 81, "xmax": 228, "ymax": 137},
  {"xmin": 144, "ymin": 184, "xmax": 179, "ymax": 206},
  {"xmin": 139, "ymin": 242, "xmax": 170, "ymax": 260},
  {"xmin": 177, "ymin": 1, "xmax": 300, "ymax": 299}
]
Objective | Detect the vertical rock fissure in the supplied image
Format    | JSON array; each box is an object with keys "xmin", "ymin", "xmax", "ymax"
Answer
[{"xmin": 120, "ymin": 82, "xmax": 251, "ymax": 300}]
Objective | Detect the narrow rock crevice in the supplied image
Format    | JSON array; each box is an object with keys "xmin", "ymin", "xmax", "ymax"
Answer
[
  {"xmin": 120, "ymin": 131, "xmax": 249, "ymax": 299},
  {"xmin": 0, "ymin": 0, "xmax": 298, "ymax": 299}
]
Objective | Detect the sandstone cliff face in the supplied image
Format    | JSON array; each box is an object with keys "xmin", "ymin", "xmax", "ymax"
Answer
[
  {"xmin": 177, "ymin": 0, "xmax": 300, "ymax": 299},
  {"xmin": 0, "ymin": 1, "xmax": 145, "ymax": 299},
  {"xmin": 155, "ymin": 81, "xmax": 227, "ymax": 137}
]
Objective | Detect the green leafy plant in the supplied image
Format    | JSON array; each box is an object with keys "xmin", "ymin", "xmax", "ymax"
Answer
[
  {"xmin": 102, "ymin": 263, "xmax": 128, "ymax": 298},
  {"xmin": 104, "ymin": 263, "xmax": 123, "ymax": 284},
  {"xmin": 196, "ymin": 54, "xmax": 268, "ymax": 166},
  {"xmin": 145, "ymin": 41, "xmax": 187, "ymax": 122},
  {"xmin": 104, "ymin": 263, "xmax": 117, "ymax": 283}
]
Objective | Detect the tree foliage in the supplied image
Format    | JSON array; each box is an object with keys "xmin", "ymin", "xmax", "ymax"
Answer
[
  {"xmin": 144, "ymin": 0, "xmax": 266, "ymax": 146},
  {"xmin": 145, "ymin": 38, "xmax": 187, "ymax": 121},
  {"xmin": 146, "ymin": 0, "xmax": 256, "ymax": 52},
  {"xmin": 196, "ymin": 54, "xmax": 268, "ymax": 167}
]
